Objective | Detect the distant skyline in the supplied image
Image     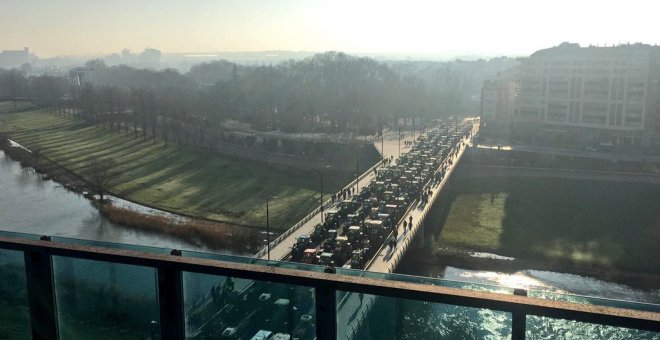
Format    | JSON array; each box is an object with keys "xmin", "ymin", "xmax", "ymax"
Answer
[{"xmin": 2, "ymin": 0, "xmax": 659, "ymax": 59}]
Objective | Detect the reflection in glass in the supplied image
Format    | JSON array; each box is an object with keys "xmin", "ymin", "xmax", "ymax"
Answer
[
  {"xmin": 336, "ymin": 290, "xmax": 511, "ymax": 339},
  {"xmin": 0, "ymin": 249, "xmax": 30, "ymax": 339},
  {"xmin": 183, "ymin": 272, "xmax": 316, "ymax": 339},
  {"xmin": 52, "ymin": 256, "xmax": 160, "ymax": 339}
]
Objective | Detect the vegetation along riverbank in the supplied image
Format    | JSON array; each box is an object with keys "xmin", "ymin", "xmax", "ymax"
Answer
[
  {"xmin": 0, "ymin": 103, "xmax": 355, "ymax": 231},
  {"xmin": 402, "ymin": 175, "xmax": 660, "ymax": 290}
]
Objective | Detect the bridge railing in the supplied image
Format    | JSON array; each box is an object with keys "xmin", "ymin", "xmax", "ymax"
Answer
[
  {"xmin": 254, "ymin": 158, "xmax": 387, "ymax": 259},
  {"xmin": 0, "ymin": 234, "xmax": 657, "ymax": 340}
]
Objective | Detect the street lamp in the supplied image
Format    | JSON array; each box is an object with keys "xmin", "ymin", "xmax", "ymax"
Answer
[
  {"xmin": 319, "ymin": 165, "xmax": 330, "ymax": 223},
  {"xmin": 398, "ymin": 126, "xmax": 401, "ymax": 158},
  {"xmin": 355, "ymin": 148, "xmax": 360, "ymax": 193},
  {"xmin": 266, "ymin": 195, "xmax": 277, "ymax": 260},
  {"xmin": 355, "ymin": 143, "xmax": 369, "ymax": 194}
]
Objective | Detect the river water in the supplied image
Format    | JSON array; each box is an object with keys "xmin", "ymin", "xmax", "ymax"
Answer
[
  {"xmin": 384, "ymin": 175, "xmax": 660, "ymax": 339},
  {"xmin": 0, "ymin": 150, "xmax": 224, "ymax": 253},
  {"xmin": 2, "ymin": 147, "xmax": 659, "ymax": 338}
]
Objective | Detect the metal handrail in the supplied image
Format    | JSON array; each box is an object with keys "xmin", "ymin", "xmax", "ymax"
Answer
[{"xmin": 2, "ymin": 235, "xmax": 659, "ymax": 340}]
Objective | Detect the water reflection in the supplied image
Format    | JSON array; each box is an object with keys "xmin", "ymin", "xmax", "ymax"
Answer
[{"xmin": 0, "ymin": 150, "xmax": 231, "ymax": 253}]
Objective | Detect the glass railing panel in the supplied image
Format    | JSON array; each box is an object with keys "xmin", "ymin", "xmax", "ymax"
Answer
[
  {"xmin": 0, "ymin": 249, "xmax": 31, "ymax": 339},
  {"xmin": 183, "ymin": 271, "xmax": 316, "ymax": 339},
  {"xmin": 52, "ymin": 256, "xmax": 161, "ymax": 339},
  {"xmin": 336, "ymin": 290, "xmax": 512, "ymax": 339},
  {"xmin": 50, "ymin": 236, "xmax": 172, "ymax": 254},
  {"xmin": 528, "ymin": 289, "xmax": 660, "ymax": 313},
  {"xmin": 181, "ymin": 250, "xmax": 263, "ymax": 265},
  {"xmin": 336, "ymin": 267, "xmax": 512, "ymax": 293},
  {"xmin": 526, "ymin": 316, "xmax": 659, "ymax": 339},
  {"xmin": 181, "ymin": 250, "xmax": 327, "ymax": 272},
  {"xmin": 0, "ymin": 230, "xmax": 42, "ymax": 240}
]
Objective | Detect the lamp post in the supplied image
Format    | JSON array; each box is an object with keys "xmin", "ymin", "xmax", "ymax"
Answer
[
  {"xmin": 398, "ymin": 126, "xmax": 401, "ymax": 158},
  {"xmin": 266, "ymin": 195, "xmax": 277, "ymax": 260},
  {"xmin": 355, "ymin": 150, "xmax": 359, "ymax": 193},
  {"xmin": 320, "ymin": 165, "xmax": 330, "ymax": 223},
  {"xmin": 413, "ymin": 117, "xmax": 416, "ymax": 139}
]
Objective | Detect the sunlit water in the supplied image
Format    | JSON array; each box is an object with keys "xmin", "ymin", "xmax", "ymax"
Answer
[
  {"xmin": 362, "ymin": 265, "xmax": 660, "ymax": 339},
  {"xmin": 387, "ymin": 201, "xmax": 660, "ymax": 339},
  {"xmin": 2, "ymin": 148, "xmax": 659, "ymax": 338}
]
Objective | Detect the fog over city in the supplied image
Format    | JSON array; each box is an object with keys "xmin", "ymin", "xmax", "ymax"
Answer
[{"xmin": 2, "ymin": 0, "xmax": 659, "ymax": 59}]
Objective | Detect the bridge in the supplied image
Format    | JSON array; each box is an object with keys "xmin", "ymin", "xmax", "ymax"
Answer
[
  {"xmin": 256, "ymin": 120, "xmax": 478, "ymax": 268},
  {"xmin": 254, "ymin": 119, "xmax": 480, "ymax": 338}
]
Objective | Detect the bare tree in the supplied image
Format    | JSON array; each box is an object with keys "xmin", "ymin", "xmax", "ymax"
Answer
[{"xmin": 86, "ymin": 158, "xmax": 118, "ymax": 204}]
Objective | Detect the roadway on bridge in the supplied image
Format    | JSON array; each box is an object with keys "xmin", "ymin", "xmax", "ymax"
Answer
[
  {"xmin": 261, "ymin": 130, "xmax": 415, "ymax": 261},
  {"xmin": 366, "ymin": 126, "xmax": 476, "ymax": 273},
  {"xmin": 257, "ymin": 120, "xmax": 479, "ymax": 339},
  {"xmin": 337, "ymin": 123, "xmax": 478, "ymax": 338}
]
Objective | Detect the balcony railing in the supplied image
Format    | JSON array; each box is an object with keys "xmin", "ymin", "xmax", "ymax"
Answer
[{"xmin": 0, "ymin": 233, "xmax": 657, "ymax": 340}]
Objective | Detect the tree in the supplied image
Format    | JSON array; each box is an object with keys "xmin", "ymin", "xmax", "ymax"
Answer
[
  {"xmin": 86, "ymin": 158, "xmax": 118, "ymax": 204},
  {"xmin": 32, "ymin": 148, "xmax": 42, "ymax": 169},
  {"xmin": 0, "ymin": 70, "xmax": 28, "ymax": 107}
]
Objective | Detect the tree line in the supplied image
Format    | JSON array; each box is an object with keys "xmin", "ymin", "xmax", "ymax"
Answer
[{"xmin": 0, "ymin": 52, "xmax": 514, "ymax": 147}]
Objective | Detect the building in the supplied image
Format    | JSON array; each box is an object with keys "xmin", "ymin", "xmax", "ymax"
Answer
[
  {"xmin": 482, "ymin": 43, "xmax": 660, "ymax": 148},
  {"xmin": 139, "ymin": 48, "xmax": 161, "ymax": 66},
  {"xmin": 515, "ymin": 43, "xmax": 660, "ymax": 148},
  {"xmin": 480, "ymin": 68, "xmax": 518, "ymax": 133},
  {"xmin": 0, "ymin": 47, "xmax": 30, "ymax": 68}
]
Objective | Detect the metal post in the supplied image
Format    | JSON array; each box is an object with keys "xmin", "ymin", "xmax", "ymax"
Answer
[
  {"xmin": 158, "ymin": 249, "xmax": 185, "ymax": 340},
  {"xmin": 512, "ymin": 288, "xmax": 527, "ymax": 340},
  {"xmin": 266, "ymin": 199, "xmax": 270, "ymax": 260},
  {"xmin": 398, "ymin": 127, "xmax": 401, "ymax": 158},
  {"xmin": 320, "ymin": 172, "xmax": 323, "ymax": 223},
  {"xmin": 355, "ymin": 150, "xmax": 359, "ymax": 193},
  {"xmin": 24, "ymin": 236, "xmax": 58, "ymax": 340},
  {"xmin": 315, "ymin": 286, "xmax": 337, "ymax": 340}
]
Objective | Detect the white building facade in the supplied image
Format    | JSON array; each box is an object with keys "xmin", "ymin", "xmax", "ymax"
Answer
[{"xmin": 512, "ymin": 43, "xmax": 660, "ymax": 147}]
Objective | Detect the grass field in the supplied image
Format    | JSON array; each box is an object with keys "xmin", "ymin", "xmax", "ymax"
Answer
[
  {"xmin": 0, "ymin": 103, "xmax": 346, "ymax": 230},
  {"xmin": 438, "ymin": 177, "xmax": 660, "ymax": 273}
]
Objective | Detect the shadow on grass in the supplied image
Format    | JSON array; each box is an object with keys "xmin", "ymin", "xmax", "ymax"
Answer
[{"xmin": 444, "ymin": 176, "xmax": 660, "ymax": 274}]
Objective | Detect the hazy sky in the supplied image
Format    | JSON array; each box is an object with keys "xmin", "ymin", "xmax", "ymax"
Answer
[{"xmin": 2, "ymin": 0, "xmax": 659, "ymax": 58}]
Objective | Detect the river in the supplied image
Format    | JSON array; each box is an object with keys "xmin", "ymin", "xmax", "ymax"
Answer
[
  {"xmin": 0, "ymin": 150, "xmax": 229, "ymax": 253},
  {"xmin": 383, "ymin": 173, "xmax": 660, "ymax": 339},
  {"xmin": 2, "ymin": 147, "xmax": 659, "ymax": 338}
]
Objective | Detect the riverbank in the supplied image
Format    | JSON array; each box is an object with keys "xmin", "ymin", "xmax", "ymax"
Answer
[
  {"xmin": 0, "ymin": 133, "xmax": 89, "ymax": 193},
  {"xmin": 0, "ymin": 107, "xmax": 347, "ymax": 229},
  {"xmin": 0, "ymin": 136, "xmax": 262, "ymax": 253},
  {"xmin": 98, "ymin": 204, "xmax": 260, "ymax": 253},
  {"xmin": 437, "ymin": 176, "xmax": 660, "ymax": 275},
  {"xmin": 399, "ymin": 247, "xmax": 660, "ymax": 291}
]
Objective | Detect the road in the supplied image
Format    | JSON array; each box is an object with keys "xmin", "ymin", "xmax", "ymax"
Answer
[
  {"xmin": 260, "ymin": 129, "xmax": 419, "ymax": 261},
  {"xmin": 337, "ymin": 122, "xmax": 479, "ymax": 338}
]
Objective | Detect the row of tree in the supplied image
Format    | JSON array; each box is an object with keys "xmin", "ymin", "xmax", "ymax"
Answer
[{"xmin": 0, "ymin": 52, "xmax": 515, "ymax": 143}]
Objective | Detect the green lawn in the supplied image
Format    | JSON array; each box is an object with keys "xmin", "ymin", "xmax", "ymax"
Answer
[
  {"xmin": 0, "ymin": 104, "xmax": 347, "ymax": 230},
  {"xmin": 439, "ymin": 177, "xmax": 660, "ymax": 273}
]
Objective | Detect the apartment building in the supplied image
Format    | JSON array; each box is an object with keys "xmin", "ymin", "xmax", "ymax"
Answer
[
  {"xmin": 480, "ymin": 68, "xmax": 518, "ymax": 133},
  {"xmin": 482, "ymin": 43, "xmax": 660, "ymax": 148}
]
